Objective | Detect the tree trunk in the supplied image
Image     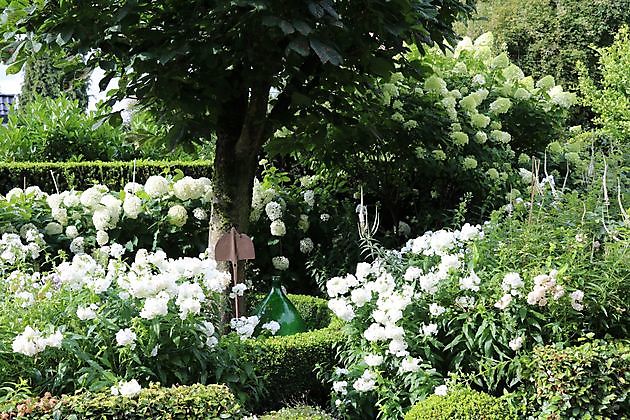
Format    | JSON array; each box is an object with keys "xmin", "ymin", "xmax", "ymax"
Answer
[{"xmin": 210, "ymin": 81, "xmax": 271, "ymax": 317}]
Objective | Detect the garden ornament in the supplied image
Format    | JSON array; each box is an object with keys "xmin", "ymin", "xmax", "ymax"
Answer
[{"xmin": 215, "ymin": 227, "xmax": 255, "ymax": 318}]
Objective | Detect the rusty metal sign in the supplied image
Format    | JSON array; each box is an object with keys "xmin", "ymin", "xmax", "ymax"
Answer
[{"xmin": 215, "ymin": 227, "xmax": 255, "ymax": 317}]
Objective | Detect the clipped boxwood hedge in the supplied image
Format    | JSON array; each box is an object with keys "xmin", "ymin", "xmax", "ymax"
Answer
[
  {"xmin": 521, "ymin": 339, "xmax": 630, "ymax": 418},
  {"xmin": 0, "ymin": 160, "xmax": 212, "ymax": 194},
  {"xmin": 404, "ymin": 387, "xmax": 515, "ymax": 420},
  {"xmin": 229, "ymin": 294, "xmax": 343, "ymax": 412},
  {"xmin": 4, "ymin": 383, "xmax": 241, "ymax": 419},
  {"xmin": 260, "ymin": 405, "xmax": 333, "ymax": 419}
]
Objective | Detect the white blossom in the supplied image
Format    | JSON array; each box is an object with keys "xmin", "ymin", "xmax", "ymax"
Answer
[
  {"xmin": 262, "ymin": 321, "xmax": 281, "ymax": 335},
  {"xmin": 115, "ymin": 328, "xmax": 137, "ymax": 348}
]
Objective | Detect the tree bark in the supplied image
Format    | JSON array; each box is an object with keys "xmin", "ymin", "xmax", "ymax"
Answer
[{"xmin": 210, "ymin": 80, "xmax": 271, "ymax": 316}]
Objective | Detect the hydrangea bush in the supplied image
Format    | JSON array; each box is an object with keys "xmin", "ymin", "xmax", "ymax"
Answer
[
  {"xmin": 0, "ymin": 236, "xmax": 231, "ymax": 394},
  {"xmin": 272, "ymin": 32, "xmax": 576, "ymax": 240},
  {"xmin": 0, "ymin": 173, "xmax": 214, "ymax": 263},
  {"xmin": 326, "ymin": 170, "xmax": 627, "ymax": 418}
]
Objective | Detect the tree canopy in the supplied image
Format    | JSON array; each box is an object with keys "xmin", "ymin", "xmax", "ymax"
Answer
[{"xmin": 0, "ymin": 0, "xmax": 474, "ymax": 232}]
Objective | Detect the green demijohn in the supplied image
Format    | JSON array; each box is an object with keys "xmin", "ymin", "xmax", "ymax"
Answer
[{"xmin": 255, "ymin": 275, "xmax": 307, "ymax": 336}]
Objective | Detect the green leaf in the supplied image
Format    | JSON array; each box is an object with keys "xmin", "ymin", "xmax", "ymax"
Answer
[
  {"xmin": 292, "ymin": 20, "xmax": 312, "ymax": 36},
  {"xmin": 309, "ymin": 39, "xmax": 343, "ymax": 66},
  {"xmin": 288, "ymin": 37, "xmax": 310, "ymax": 57},
  {"xmin": 278, "ymin": 20, "xmax": 294, "ymax": 35},
  {"xmin": 307, "ymin": 2, "xmax": 324, "ymax": 18}
]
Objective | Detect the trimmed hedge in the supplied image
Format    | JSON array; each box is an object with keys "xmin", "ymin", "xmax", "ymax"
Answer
[
  {"xmin": 261, "ymin": 405, "xmax": 333, "ymax": 419},
  {"xmin": 0, "ymin": 160, "xmax": 212, "ymax": 194},
  {"xmin": 521, "ymin": 339, "xmax": 630, "ymax": 418},
  {"xmin": 229, "ymin": 294, "xmax": 343, "ymax": 412},
  {"xmin": 3, "ymin": 383, "xmax": 241, "ymax": 419},
  {"xmin": 404, "ymin": 387, "xmax": 515, "ymax": 420}
]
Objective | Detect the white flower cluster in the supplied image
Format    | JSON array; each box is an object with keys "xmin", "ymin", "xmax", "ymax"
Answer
[
  {"xmin": 230, "ymin": 316, "xmax": 260, "ymax": 340},
  {"xmin": 0, "ymin": 232, "xmax": 42, "ymax": 269},
  {"xmin": 272, "ymin": 256, "xmax": 289, "ymax": 271},
  {"xmin": 526, "ymin": 270, "xmax": 565, "ymax": 306},
  {"xmin": 12, "ymin": 326, "xmax": 63, "ymax": 357},
  {"xmin": 261, "ymin": 320, "xmax": 281, "ymax": 335},
  {"xmin": 110, "ymin": 379, "xmax": 142, "ymax": 397}
]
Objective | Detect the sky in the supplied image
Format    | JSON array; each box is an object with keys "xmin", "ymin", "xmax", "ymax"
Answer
[{"xmin": 0, "ymin": 64, "xmax": 124, "ymax": 111}]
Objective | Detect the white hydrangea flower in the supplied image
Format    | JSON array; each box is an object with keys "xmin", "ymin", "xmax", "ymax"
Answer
[
  {"xmin": 299, "ymin": 237, "xmax": 314, "ymax": 254},
  {"xmin": 110, "ymin": 243, "xmax": 126, "ymax": 259},
  {"xmin": 123, "ymin": 195, "xmax": 142, "ymax": 219},
  {"xmin": 144, "ymin": 176, "xmax": 170, "ymax": 198},
  {"xmin": 193, "ymin": 208, "xmax": 207, "ymax": 220},
  {"xmin": 303, "ymin": 190, "xmax": 315, "ymax": 208},
  {"xmin": 272, "ymin": 256, "xmax": 289, "ymax": 271},
  {"xmin": 270, "ymin": 219, "xmax": 286, "ymax": 236},
  {"xmin": 65, "ymin": 225, "xmax": 79, "ymax": 239},
  {"xmin": 173, "ymin": 176, "xmax": 205, "ymax": 201},
  {"xmin": 489, "ymin": 97, "xmax": 512, "ymax": 114},
  {"xmin": 69, "ymin": 237, "xmax": 85, "ymax": 255},
  {"xmin": 167, "ymin": 205, "xmax": 188, "ymax": 227},
  {"xmin": 52, "ymin": 207, "xmax": 68, "ymax": 225},
  {"xmin": 96, "ymin": 230, "xmax": 109, "ymax": 246},
  {"xmin": 298, "ymin": 214, "xmax": 310, "ymax": 232},
  {"xmin": 265, "ymin": 201, "xmax": 283, "ymax": 221},
  {"xmin": 44, "ymin": 222, "xmax": 63, "ymax": 236}
]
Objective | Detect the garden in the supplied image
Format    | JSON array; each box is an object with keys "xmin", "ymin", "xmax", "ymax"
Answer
[{"xmin": 0, "ymin": 0, "xmax": 628, "ymax": 419}]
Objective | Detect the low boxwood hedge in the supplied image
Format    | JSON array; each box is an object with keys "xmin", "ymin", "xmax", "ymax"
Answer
[
  {"xmin": 404, "ymin": 387, "xmax": 515, "ymax": 420},
  {"xmin": 520, "ymin": 339, "xmax": 630, "ymax": 418},
  {"xmin": 226, "ymin": 294, "xmax": 343, "ymax": 412},
  {"xmin": 3, "ymin": 383, "xmax": 241, "ymax": 419},
  {"xmin": 0, "ymin": 160, "xmax": 212, "ymax": 194},
  {"xmin": 260, "ymin": 405, "xmax": 333, "ymax": 419}
]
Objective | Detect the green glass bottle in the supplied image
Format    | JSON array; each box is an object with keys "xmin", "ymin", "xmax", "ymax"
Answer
[{"xmin": 255, "ymin": 275, "xmax": 307, "ymax": 336}]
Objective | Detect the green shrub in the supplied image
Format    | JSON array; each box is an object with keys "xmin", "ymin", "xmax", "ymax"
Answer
[
  {"xmin": 261, "ymin": 405, "xmax": 333, "ymax": 419},
  {"xmin": 459, "ymin": 0, "xmax": 630, "ymax": 88},
  {"xmin": 404, "ymin": 387, "xmax": 515, "ymax": 420},
  {"xmin": 520, "ymin": 339, "xmax": 630, "ymax": 419},
  {"xmin": 20, "ymin": 51, "xmax": 89, "ymax": 110},
  {"xmin": 0, "ymin": 160, "xmax": 212, "ymax": 194},
  {"xmin": 0, "ymin": 95, "xmax": 129, "ymax": 162},
  {"xmin": 4, "ymin": 383, "xmax": 241, "ymax": 419},
  {"xmin": 224, "ymin": 295, "xmax": 343, "ymax": 412}
]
